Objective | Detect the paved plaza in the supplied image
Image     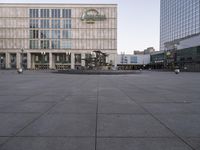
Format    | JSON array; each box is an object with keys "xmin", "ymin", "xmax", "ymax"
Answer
[{"xmin": 0, "ymin": 70, "xmax": 200, "ymax": 150}]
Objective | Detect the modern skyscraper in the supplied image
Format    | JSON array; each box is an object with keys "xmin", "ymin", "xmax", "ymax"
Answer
[
  {"xmin": 160, "ymin": 0, "xmax": 200, "ymax": 71},
  {"xmin": 160, "ymin": 0, "xmax": 200, "ymax": 50}
]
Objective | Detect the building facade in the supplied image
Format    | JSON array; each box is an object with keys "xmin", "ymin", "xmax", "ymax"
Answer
[
  {"xmin": 116, "ymin": 54, "xmax": 150, "ymax": 70},
  {"xmin": 160, "ymin": 0, "xmax": 200, "ymax": 71},
  {"xmin": 0, "ymin": 3, "xmax": 117, "ymax": 69},
  {"xmin": 160, "ymin": 0, "xmax": 200, "ymax": 51}
]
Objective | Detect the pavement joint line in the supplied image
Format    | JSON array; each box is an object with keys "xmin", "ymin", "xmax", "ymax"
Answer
[
  {"xmin": 94, "ymin": 77, "xmax": 99, "ymax": 150},
  {"xmin": 109, "ymin": 77, "xmax": 197, "ymax": 150},
  {"xmin": 0, "ymin": 136, "xmax": 189, "ymax": 138}
]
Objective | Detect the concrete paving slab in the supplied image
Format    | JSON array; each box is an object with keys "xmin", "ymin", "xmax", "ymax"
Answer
[
  {"xmin": 184, "ymin": 138, "xmax": 200, "ymax": 150},
  {"xmin": 19, "ymin": 114, "xmax": 96, "ymax": 136},
  {"xmin": 156, "ymin": 114, "xmax": 200, "ymax": 137},
  {"xmin": 48, "ymin": 100, "xmax": 97, "ymax": 114},
  {"xmin": 0, "ymin": 96, "xmax": 29, "ymax": 102},
  {"xmin": 97, "ymin": 114, "xmax": 174, "ymax": 137},
  {"xmin": 0, "ymin": 137, "xmax": 8, "ymax": 145},
  {"xmin": 97, "ymin": 138, "xmax": 193, "ymax": 150},
  {"xmin": 0, "ymin": 71, "xmax": 200, "ymax": 150},
  {"xmin": 98, "ymin": 95, "xmax": 132, "ymax": 102},
  {"xmin": 0, "ymin": 102, "xmax": 55, "ymax": 113},
  {"xmin": 98, "ymin": 99, "xmax": 146, "ymax": 114},
  {"xmin": 0, "ymin": 113, "xmax": 40, "ymax": 136},
  {"xmin": 125, "ymin": 92, "xmax": 173, "ymax": 103},
  {"xmin": 1, "ymin": 137, "xmax": 95, "ymax": 150},
  {"xmin": 65, "ymin": 96, "xmax": 97, "ymax": 101},
  {"xmin": 26, "ymin": 95, "xmax": 65, "ymax": 102},
  {"xmin": 98, "ymin": 88, "xmax": 126, "ymax": 97},
  {"xmin": 142, "ymin": 103, "xmax": 200, "ymax": 114}
]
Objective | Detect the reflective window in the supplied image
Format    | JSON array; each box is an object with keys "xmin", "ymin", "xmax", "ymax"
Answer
[
  {"xmin": 52, "ymin": 40, "xmax": 60, "ymax": 49},
  {"xmin": 62, "ymin": 40, "xmax": 71, "ymax": 49},
  {"xmin": 52, "ymin": 30, "xmax": 60, "ymax": 39},
  {"xmin": 62, "ymin": 9, "xmax": 71, "ymax": 18},
  {"xmin": 63, "ymin": 19, "xmax": 71, "ymax": 29},
  {"xmin": 51, "ymin": 9, "xmax": 60, "ymax": 18},
  {"xmin": 160, "ymin": 0, "xmax": 200, "ymax": 50},
  {"xmin": 30, "ymin": 19, "xmax": 39, "ymax": 28},
  {"xmin": 40, "ymin": 40, "xmax": 50, "ymax": 49},
  {"xmin": 30, "ymin": 30, "xmax": 39, "ymax": 39},
  {"xmin": 52, "ymin": 20, "xmax": 60, "ymax": 28},
  {"xmin": 40, "ymin": 20, "xmax": 49, "ymax": 28},
  {"xmin": 29, "ymin": 9, "xmax": 39, "ymax": 18},
  {"xmin": 62, "ymin": 30, "xmax": 71, "ymax": 38},
  {"xmin": 40, "ymin": 30, "xmax": 49, "ymax": 39},
  {"xmin": 40, "ymin": 9, "xmax": 49, "ymax": 18},
  {"xmin": 30, "ymin": 40, "xmax": 39, "ymax": 49}
]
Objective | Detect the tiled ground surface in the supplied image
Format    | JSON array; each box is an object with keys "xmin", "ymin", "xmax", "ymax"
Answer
[{"xmin": 0, "ymin": 70, "xmax": 200, "ymax": 150}]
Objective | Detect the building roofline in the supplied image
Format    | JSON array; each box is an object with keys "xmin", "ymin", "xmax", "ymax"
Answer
[{"xmin": 0, "ymin": 3, "xmax": 117, "ymax": 6}]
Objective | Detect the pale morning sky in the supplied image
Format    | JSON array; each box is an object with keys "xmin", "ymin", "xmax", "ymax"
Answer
[{"xmin": 0, "ymin": 0, "xmax": 160, "ymax": 54}]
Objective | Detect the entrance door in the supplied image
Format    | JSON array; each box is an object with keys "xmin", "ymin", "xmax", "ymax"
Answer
[{"xmin": 10, "ymin": 53, "xmax": 16, "ymax": 69}]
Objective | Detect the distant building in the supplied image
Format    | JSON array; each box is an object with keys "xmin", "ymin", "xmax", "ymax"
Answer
[
  {"xmin": 134, "ymin": 47, "xmax": 155, "ymax": 55},
  {"xmin": 116, "ymin": 54, "xmax": 150, "ymax": 70},
  {"xmin": 144, "ymin": 47, "xmax": 155, "ymax": 54},
  {"xmin": 150, "ymin": 51, "xmax": 165, "ymax": 69},
  {"xmin": 134, "ymin": 51, "xmax": 144, "ymax": 55}
]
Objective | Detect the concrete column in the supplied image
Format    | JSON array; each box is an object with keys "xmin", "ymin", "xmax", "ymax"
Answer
[
  {"xmin": 5, "ymin": 52, "xmax": 10, "ymax": 69},
  {"xmin": 16, "ymin": 53, "xmax": 21, "ymax": 69},
  {"xmin": 71, "ymin": 53, "xmax": 75, "ymax": 69},
  {"xmin": 114, "ymin": 54, "xmax": 117, "ymax": 67},
  {"xmin": 27, "ymin": 52, "xmax": 31, "ymax": 69},
  {"xmin": 81, "ymin": 53, "xmax": 85, "ymax": 67},
  {"xmin": 52, "ymin": 54, "xmax": 55, "ymax": 69},
  {"xmin": 31, "ymin": 54, "xmax": 35, "ymax": 69},
  {"xmin": 49, "ymin": 52, "xmax": 53, "ymax": 69}
]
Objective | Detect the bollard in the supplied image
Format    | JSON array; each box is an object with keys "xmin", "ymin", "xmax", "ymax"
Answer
[
  {"xmin": 174, "ymin": 69, "xmax": 180, "ymax": 74},
  {"xmin": 17, "ymin": 68, "xmax": 23, "ymax": 74}
]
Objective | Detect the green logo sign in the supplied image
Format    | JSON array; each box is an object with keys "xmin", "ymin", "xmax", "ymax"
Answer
[{"xmin": 81, "ymin": 9, "xmax": 106, "ymax": 24}]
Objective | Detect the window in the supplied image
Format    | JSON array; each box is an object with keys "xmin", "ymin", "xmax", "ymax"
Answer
[
  {"xmin": 30, "ymin": 40, "xmax": 39, "ymax": 49},
  {"xmin": 40, "ymin": 40, "xmax": 49, "ymax": 49},
  {"xmin": 62, "ymin": 30, "xmax": 71, "ymax": 38},
  {"xmin": 52, "ymin": 30, "xmax": 60, "ymax": 39},
  {"xmin": 63, "ymin": 19, "xmax": 71, "ymax": 29},
  {"xmin": 51, "ymin": 9, "xmax": 60, "ymax": 18},
  {"xmin": 75, "ymin": 54, "xmax": 81, "ymax": 63},
  {"xmin": 40, "ymin": 9, "xmax": 49, "ymax": 18},
  {"xmin": 29, "ymin": 9, "xmax": 39, "ymax": 18},
  {"xmin": 51, "ymin": 40, "xmax": 60, "ymax": 49},
  {"xmin": 30, "ymin": 30, "xmax": 39, "ymax": 39},
  {"xmin": 62, "ymin": 40, "xmax": 71, "ymax": 49},
  {"xmin": 30, "ymin": 19, "xmax": 39, "ymax": 28},
  {"xmin": 130, "ymin": 56, "xmax": 137, "ymax": 63},
  {"xmin": 52, "ymin": 20, "xmax": 60, "ymax": 28},
  {"xmin": 40, "ymin": 20, "xmax": 49, "ymax": 28},
  {"xmin": 40, "ymin": 30, "xmax": 49, "ymax": 39},
  {"xmin": 62, "ymin": 9, "xmax": 71, "ymax": 18}
]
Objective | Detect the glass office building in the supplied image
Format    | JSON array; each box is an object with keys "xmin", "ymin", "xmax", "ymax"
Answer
[
  {"xmin": 160, "ymin": 0, "xmax": 200, "ymax": 50},
  {"xmin": 160, "ymin": 0, "xmax": 200, "ymax": 71},
  {"xmin": 0, "ymin": 3, "xmax": 117, "ymax": 69}
]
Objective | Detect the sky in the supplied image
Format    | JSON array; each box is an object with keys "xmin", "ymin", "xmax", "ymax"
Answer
[{"xmin": 0, "ymin": 0, "xmax": 160, "ymax": 54}]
